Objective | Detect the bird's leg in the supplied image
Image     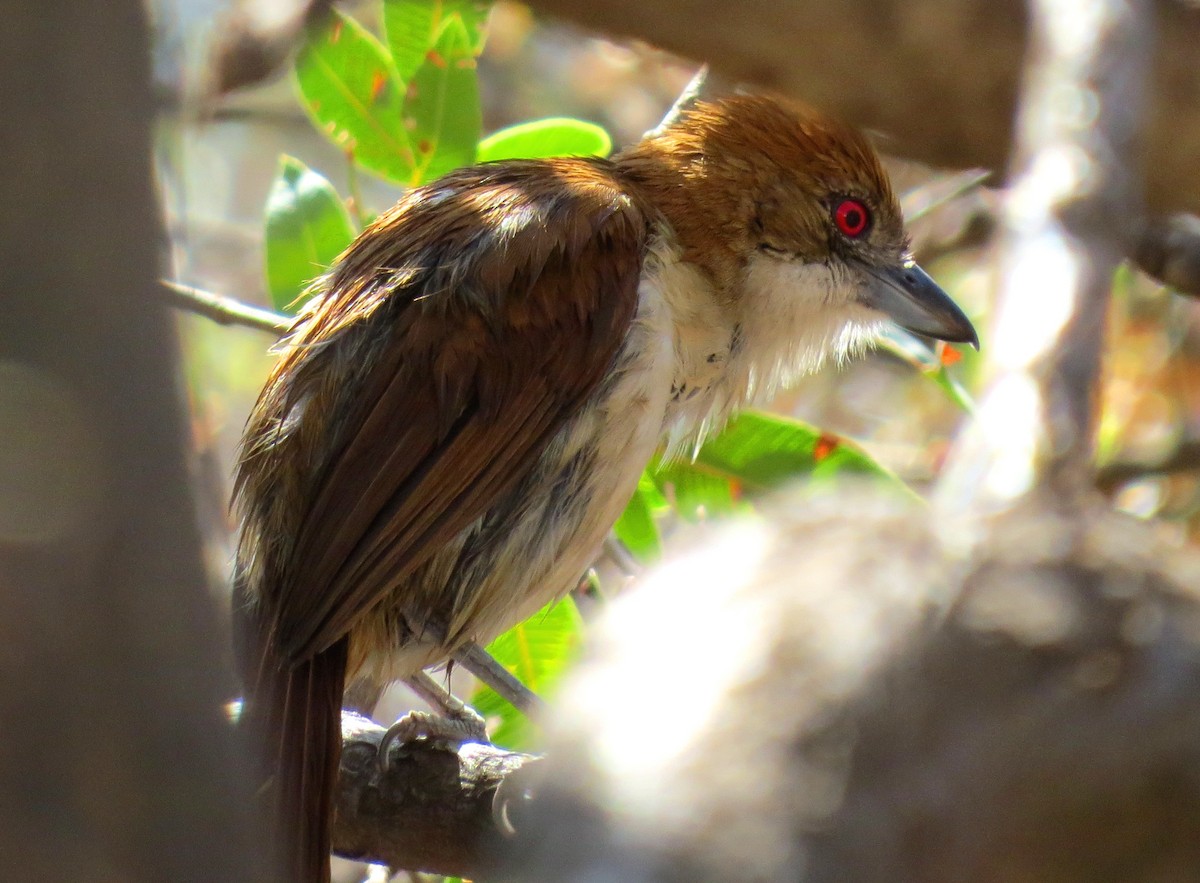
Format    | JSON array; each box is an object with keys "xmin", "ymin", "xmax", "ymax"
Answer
[
  {"xmin": 377, "ymin": 670, "xmax": 488, "ymax": 771},
  {"xmin": 453, "ymin": 640, "xmax": 544, "ymax": 715},
  {"xmin": 405, "ymin": 668, "xmax": 484, "ymax": 725}
]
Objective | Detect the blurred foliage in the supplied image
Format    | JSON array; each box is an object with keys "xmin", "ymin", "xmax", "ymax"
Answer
[
  {"xmin": 264, "ymin": 156, "xmax": 355, "ymax": 310},
  {"xmin": 1099, "ymin": 264, "xmax": 1200, "ymax": 530},
  {"xmin": 294, "ymin": 11, "xmax": 413, "ymax": 184},
  {"xmin": 477, "ymin": 116, "xmax": 611, "ymax": 161},
  {"xmin": 613, "ymin": 473, "xmax": 667, "ymax": 562}
]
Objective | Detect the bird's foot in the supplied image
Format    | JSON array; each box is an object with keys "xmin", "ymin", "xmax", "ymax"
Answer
[
  {"xmin": 377, "ymin": 707, "xmax": 489, "ymax": 769},
  {"xmin": 377, "ymin": 671, "xmax": 489, "ymax": 771}
]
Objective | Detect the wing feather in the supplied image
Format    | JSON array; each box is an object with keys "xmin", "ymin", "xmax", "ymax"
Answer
[{"xmin": 237, "ymin": 159, "xmax": 649, "ymax": 663}]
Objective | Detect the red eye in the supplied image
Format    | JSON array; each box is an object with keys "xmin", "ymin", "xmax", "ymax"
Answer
[{"xmin": 834, "ymin": 198, "xmax": 870, "ymax": 238}]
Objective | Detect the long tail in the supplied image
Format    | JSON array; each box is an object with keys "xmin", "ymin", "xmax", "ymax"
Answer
[{"xmin": 235, "ymin": 579, "xmax": 348, "ymax": 883}]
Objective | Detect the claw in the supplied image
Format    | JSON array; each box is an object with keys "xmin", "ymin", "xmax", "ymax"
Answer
[{"xmin": 376, "ymin": 706, "xmax": 489, "ymax": 773}]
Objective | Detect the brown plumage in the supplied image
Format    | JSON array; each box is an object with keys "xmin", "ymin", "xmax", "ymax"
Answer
[
  {"xmin": 232, "ymin": 94, "xmax": 976, "ymax": 883},
  {"xmin": 618, "ymin": 94, "xmax": 902, "ymax": 294}
]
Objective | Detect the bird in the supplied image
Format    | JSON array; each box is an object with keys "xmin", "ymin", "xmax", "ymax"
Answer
[{"xmin": 231, "ymin": 92, "xmax": 978, "ymax": 883}]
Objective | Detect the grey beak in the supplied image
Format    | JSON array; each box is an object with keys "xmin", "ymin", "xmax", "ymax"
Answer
[{"xmin": 861, "ymin": 260, "xmax": 979, "ymax": 348}]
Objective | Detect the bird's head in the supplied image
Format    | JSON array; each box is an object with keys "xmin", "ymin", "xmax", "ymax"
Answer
[{"xmin": 617, "ymin": 94, "xmax": 977, "ymax": 375}]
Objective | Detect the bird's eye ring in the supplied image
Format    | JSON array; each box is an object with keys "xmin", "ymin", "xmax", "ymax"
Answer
[{"xmin": 833, "ymin": 198, "xmax": 870, "ymax": 238}]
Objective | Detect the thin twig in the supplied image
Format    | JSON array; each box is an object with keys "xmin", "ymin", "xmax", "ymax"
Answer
[
  {"xmin": 161, "ymin": 280, "xmax": 290, "ymax": 335},
  {"xmin": 901, "ymin": 169, "xmax": 992, "ymax": 225},
  {"xmin": 1096, "ymin": 438, "xmax": 1200, "ymax": 493},
  {"xmin": 602, "ymin": 534, "xmax": 643, "ymax": 577},
  {"xmin": 646, "ymin": 65, "xmax": 710, "ymax": 137},
  {"xmin": 916, "ymin": 211, "xmax": 997, "ymax": 266}
]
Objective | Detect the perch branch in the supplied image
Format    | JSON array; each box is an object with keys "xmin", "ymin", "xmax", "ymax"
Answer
[{"xmin": 333, "ymin": 713, "xmax": 539, "ymax": 877}]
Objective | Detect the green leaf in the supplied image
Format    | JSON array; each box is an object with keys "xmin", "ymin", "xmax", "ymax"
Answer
[
  {"xmin": 451, "ymin": 0, "xmax": 490, "ymax": 54},
  {"xmin": 263, "ymin": 156, "xmax": 355, "ymax": 313},
  {"xmin": 476, "ymin": 118, "xmax": 613, "ymax": 163},
  {"xmin": 471, "ymin": 598, "xmax": 582, "ymax": 749},
  {"xmin": 294, "ymin": 10, "xmax": 415, "ymax": 183},
  {"xmin": 642, "ymin": 414, "xmax": 906, "ymax": 550},
  {"xmin": 403, "ymin": 17, "xmax": 482, "ymax": 184},
  {"xmin": 877, "ymin": 326, "xmax": 977, "ymax": 413},
  {"xmin": 693, "ymin": 411, "xmax": 901, "ymax": 490},
  {"xmin": 383, "ymin": 0, "xmax": 491, "ymax": 82},
  {"xmin": 930, "ymin": 363, "xmax": 976, "ymax": 414},
  {"xmin": 613, "ymin": 473, "xmax": 666, "ymax": 562},
  {"xmin": 652, "ymin": 456, "xmax": 740, "ymax": 521}
]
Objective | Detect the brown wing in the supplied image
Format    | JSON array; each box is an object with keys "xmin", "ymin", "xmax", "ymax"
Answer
[{"xmin": 250, "ymin": 159, "xmax": 649, "ymax": 663}]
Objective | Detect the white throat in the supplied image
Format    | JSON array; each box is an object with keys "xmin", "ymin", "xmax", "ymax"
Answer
[
  {"xmin": 639, "ymin": 238, "xmax": 883, "ymax": 454},
  {"xmin": 736, "ymin": 252, "xmax": 882, "ymax": 388}
]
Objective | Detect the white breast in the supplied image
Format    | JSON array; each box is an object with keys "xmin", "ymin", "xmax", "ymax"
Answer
[
  {"xmin": 736, "ymin": 254, "xmax": 882, "ymax": 389},
  {"xmin": 362, "ymin": 234, "xmax": 889, "ymax": 681},
  {"xmin": 477, "ymin": 250, "xmax": 683, "ymax": 629},
  {"xmin": 451, "ymin": 242, "xmax": 885, "ymax": 640},
  {"xmin": 402, "ymin": 244, "xmax": 683, "ymax": 659}
]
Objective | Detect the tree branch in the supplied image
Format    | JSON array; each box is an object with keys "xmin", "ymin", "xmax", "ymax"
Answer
[
  {"xmin": 1097, "ymin": 437, "xmax": 1200, "ymax": 493},
  {"xmin": 162, "ymin": 280, "xmax": 290, "ymax": 335},
  {"xmin": 522, "ymin": 0, "xmax": 1200, "ymax": 217},
  {"xmin": 332, "ymin": 714, "xmax": 538, "ymax": 877},
  {"xmin": 1133, "ymin": 213, "xmax": 1200, "ymax": 298}
]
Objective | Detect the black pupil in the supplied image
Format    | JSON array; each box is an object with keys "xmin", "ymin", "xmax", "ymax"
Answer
[{"xmin": 844, "ymin": 208, "xmax": 862, "ymax": 230}]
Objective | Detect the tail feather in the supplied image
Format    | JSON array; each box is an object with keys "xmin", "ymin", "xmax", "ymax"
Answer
[{"xmin": 237, "ymin": 580, "xmax": 347, "ymax": 883}]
